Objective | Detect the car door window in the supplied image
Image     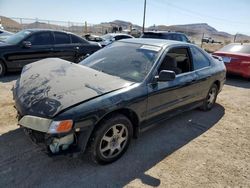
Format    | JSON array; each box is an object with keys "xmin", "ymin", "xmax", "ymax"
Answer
[
  {"xmin": 158, "ymin": 47, "xmax": 192, "ymax": 75},
  {"xmin": 191, "ymin": 46, "xmax": 210, "ymax": 70},
  {"xmin": 114, "ymin": 36, "xmax": 121, "ymax": 40},
  {"xmin": 26, "ymin": 32, "xmax": 52, "ymax": 45},
  {"xmin": 117, "ymin": 35, "xmax": 131, "ymax": 40},
  {"xmin": 180, "ymin": 35, "xmax": 188, "ymax": 42},
  {"xmin": 54, "ymin": 32, "xmax": 70, "ymax": 44}
]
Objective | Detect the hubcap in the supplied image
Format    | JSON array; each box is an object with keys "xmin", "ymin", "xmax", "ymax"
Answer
[
  {"xmin": 99, "ymin": 124, "xmax": 128, "ymax": 159},
  {"xmin": 207, "ymin": 88, "xmax": 216, "ymax": 106}
]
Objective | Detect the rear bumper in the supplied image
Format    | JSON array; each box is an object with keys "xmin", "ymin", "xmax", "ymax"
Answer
[{"xmin": 226, "ymin": 64, "xmax": 250, "ymax": 78}]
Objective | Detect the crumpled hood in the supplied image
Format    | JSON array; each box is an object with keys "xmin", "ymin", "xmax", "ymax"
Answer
[{"xmin": 14, "ymin": 58, "xmax": 133, "ymax": 118}]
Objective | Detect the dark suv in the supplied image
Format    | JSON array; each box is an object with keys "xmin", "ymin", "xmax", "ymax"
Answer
[
  {"xmin": 141, "ymin": 31, "xmax": 190, "ymax": 43},
  {"xmin": 0, "ymin": 29, "xmax": 101, "ymax": 76}
]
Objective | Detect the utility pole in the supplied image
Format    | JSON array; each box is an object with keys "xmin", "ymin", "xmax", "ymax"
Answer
[
  {"xmin": 234, "ymin": 33, "xmax": 238, "ymax": 43},
  {"xmin": 201, "ymin": 33, "xmax": 204, "ymax": 48},
  {"xmin": 142, "ymin": 0, "xmax": 147, "ymax": 33}
]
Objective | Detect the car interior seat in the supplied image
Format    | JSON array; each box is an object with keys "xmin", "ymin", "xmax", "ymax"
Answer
[{"xmin": 159, "ymin": 55, "xmax": 182, "ymax": 74}]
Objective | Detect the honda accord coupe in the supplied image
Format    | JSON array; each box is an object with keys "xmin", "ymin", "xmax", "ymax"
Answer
[{"xmin": 13, "ymin": 38, "xmax": 226, "ymax": 164}]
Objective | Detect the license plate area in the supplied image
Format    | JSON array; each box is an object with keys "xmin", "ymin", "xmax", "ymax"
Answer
[{"xmin": 222, "ymin": 56, "xmax": 231, "ymax": 63}]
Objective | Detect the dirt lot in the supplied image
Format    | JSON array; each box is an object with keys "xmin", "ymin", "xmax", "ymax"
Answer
[{"xmin": 0, "ymin": 73, "xmax": 249, "ymax": 188}]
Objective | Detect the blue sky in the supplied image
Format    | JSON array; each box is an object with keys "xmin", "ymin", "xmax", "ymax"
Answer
[{"xmin": 1, "ymin": 0, "xmax": 250, "ymax": 35}]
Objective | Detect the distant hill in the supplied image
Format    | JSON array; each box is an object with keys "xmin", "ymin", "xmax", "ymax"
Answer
[{"xmin": 0, "ymin": 16, "xmax": 22, "ymax": 31}]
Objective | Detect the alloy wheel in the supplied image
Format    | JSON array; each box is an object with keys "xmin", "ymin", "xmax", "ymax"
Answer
[
  {"xmin": 99, "ymin": 124, "xmax": 128, "ymax": 159},
  {"xmin": 207, "ymin": 87, "xmax": 217, "ymax": 107},
  {"xmin": 0, "ymin": 64, "xmax": 2, "ymax": 75}
]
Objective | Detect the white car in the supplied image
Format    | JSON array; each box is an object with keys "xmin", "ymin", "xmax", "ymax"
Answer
[{"xmin": 99, "ymin": 33, "xmax": 134, "ymax": 47}]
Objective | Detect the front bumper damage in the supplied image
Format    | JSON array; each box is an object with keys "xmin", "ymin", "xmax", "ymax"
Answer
[{"xmin": 19, "ymin": 115, "xmax": 75, "ymax": 154}]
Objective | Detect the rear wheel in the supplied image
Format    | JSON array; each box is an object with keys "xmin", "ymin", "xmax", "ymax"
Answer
[
  {"xmin": 0, "ymin": 61, "xmax": 6, "ymax": 77},
  {"xmin": 89, "ymin": 114, "xmax": 133, "ymax": 164},
  {"xmin": 200, "ymin": 84, "xmax": 218, "ymax": 111},
  {"xmin": 75, "ymin": 54, "xmax": 88, "ymax": 63}
]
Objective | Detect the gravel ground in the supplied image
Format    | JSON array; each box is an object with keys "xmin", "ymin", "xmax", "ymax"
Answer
[{"xmin": 0, "ymin": 73, "xmax": 249, "ymax": 188}]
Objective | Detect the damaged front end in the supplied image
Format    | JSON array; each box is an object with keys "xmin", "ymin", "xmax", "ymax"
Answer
[{"xmin": 19, "ymin": 115, "xmax": 75, "ymax": 154}]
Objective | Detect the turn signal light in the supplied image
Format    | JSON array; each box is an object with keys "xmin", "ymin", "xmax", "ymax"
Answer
[{"xmin": 48, "ymin": 120, "xmax": 73, "ymax": 134}]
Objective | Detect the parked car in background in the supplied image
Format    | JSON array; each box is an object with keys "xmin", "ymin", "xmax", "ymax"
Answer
[
  {"xmin": 202, "ymin": 37, "xmax": 214, "ymax": 43},
  {"xmin": 0, "ymin": 29, "xmax": 13, "ymax": 41},
  {"xmin": 141, "ymin": 31, "xmax": 191, "ymax": 43},
  {"xmin": 123, "ymin": 28, "xmax": 141, "ymax": 37},
  {"xmin": 84, "ymin": 34, "xmax": 103, "ymax": 42},
  {"xmin": 99, "ymin": 33, "xmax": 134, "ymax": 47},
  {"xmin": 13, "ymin": 38, "xmax": 226, "ymax": 164},
  {"xmin": 0, "ymin": 29, "xmax": 101, "ymax": 76},
  {"xmin": 213, "ymin": 43, "xmax": 250, "ymax": 79}
]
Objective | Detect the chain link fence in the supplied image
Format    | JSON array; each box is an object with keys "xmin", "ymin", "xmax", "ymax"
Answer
[{"xmin": 1, "ymin": 17, "xmax": 115, "ymax": 36}]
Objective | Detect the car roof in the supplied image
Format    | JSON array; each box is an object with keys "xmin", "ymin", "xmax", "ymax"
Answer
[
  {"xmin": 119, "ymin": 38, "xmax": 188, "ymax": 48},
  {"xmin": 25, "ymin": 29, "xmax": 74, "ymax": 35}
]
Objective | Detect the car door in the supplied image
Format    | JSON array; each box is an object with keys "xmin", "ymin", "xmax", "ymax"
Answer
[
  {"xmin": 6, "ymin": 31, "xmax": 54, "ymax": 69},
  {"xmin": 146, "ymin": 46, "xmax": 200, "ymax": 125},
  {"xmin": 190, "ymin": 46, "xmax": 214, "ymax": 100},
  {"xmin": 53, "ymin": 31, "xmax": 76, "ymax": 62},
  {"xmin": 70, "ymin": 34, "xmax": 96, "ymax": 61}
]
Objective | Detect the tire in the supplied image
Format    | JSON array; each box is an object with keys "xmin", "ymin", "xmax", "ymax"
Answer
[
  {"xmin": 200, "ymin": 84, "xmax": 218, "ymax": 111},
  {"xmin": 89, "ymin": 114, "xmax": 133, "ymax": 164},
  {"xmin": 75, "ymin": 54, "xmax": 88, "ymax": 63},
  {"xmin": 0, "ymin": 61, "xmax": 6, "ymax": 77}
]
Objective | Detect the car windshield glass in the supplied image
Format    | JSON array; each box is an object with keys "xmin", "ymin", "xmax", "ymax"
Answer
[
  {"xmin": 101, "ymin": 34, "xmax": 112, "ymax": 40},
  {"xmin": 220, "ymin": 44, "xmax": 250, "ymax": 54},
  {"xmin": 80, "ymin": 42, "xmax": 162, "ymax": 82},
  {"xmin": 4, "ymin": 30, "xmax": 31, "ymax": 45},
  {"xmin": 141, "ymin": 33, "xmax": 163, "ymax": 39}
]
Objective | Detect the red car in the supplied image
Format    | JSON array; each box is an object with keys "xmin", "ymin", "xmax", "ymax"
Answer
[{"xmin": 213, "ymin": 43, "xmax": 250, "ymax": 79}]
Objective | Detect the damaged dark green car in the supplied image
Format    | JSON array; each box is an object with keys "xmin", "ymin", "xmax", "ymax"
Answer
[{"xmin": 13, "ymin": 39, "xmax": 226, "ymax": 164}]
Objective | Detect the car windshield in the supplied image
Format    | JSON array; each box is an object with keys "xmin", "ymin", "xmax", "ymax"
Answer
[
  {"xmin": 142, "ymin": 33, "xmax": 185, "ymax": 42},
  {"xmin": 101, "ymin": 34, "xmax": 113, "ymax": 41},
  {"xmin": 80, "ymin": 42, "xmax": 162, "ymax": 82},
  {"xmin": 219, "ymin": 43, "xmax": 250, "ymax": 54},
  {"xmin": 4, "ymin": 30, "xmax": 31, "ymax": 45}
]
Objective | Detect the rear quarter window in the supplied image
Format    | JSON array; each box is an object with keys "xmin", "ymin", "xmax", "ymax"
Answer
[
  {"xmin": 191, "ymin": 46, "xmax": 210, "ymax": 70},
  {"xmin": 54, "ymin": 32, "xmax": 70, "ymax": 44},
  {"xmin": 71, "ymin": 34, "xmax": 87, "ymax": 44}
]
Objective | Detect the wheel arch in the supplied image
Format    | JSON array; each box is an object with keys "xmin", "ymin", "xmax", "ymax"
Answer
[
  {"xmin": 0, "ymin": 58, "xmax": 7, "ymax": 75},
  {"xmin": 92, "ymin": 108, "xmax": 140, "ymax": 139},
  {"xmin": 213, "ymin": 80, "xmax": 220, "ymax": 90}
]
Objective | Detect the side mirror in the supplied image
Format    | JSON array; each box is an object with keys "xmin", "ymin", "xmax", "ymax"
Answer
[
  {"xmin": 22, "ymin": 41, "xmax": 32, "ymax": 48},
  {"xmin": 155, "ymin": 70, "xmax": 176, "ymax": 82}
]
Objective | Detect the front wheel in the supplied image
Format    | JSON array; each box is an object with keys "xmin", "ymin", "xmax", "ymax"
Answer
[
  {"xmin": 200, "ymin": 84, "xmax": 218, "ymax": 111},
  {"xmin": 0, "ymin": 61, "xmax": 6, "ymax": 77},
  {"xmin": 89, "ymin": 114, "xmax": 133, "ymax": 164}
]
